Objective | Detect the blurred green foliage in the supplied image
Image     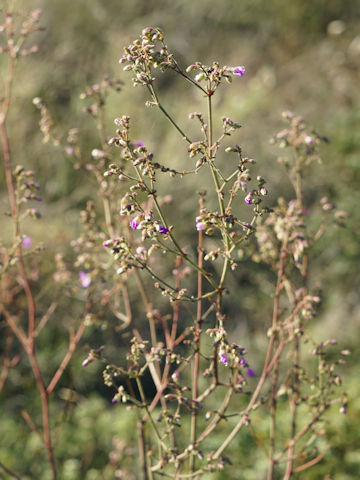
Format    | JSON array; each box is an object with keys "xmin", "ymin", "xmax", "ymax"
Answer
[{"xmin": 1, "ymin": 0, "xmax": 359, "ymax": 478}]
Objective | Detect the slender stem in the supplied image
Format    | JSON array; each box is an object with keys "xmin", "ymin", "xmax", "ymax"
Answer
[
  {"xmin": 47, "ymin": 316, "xmax": 86, "ymax": 394},
  {"xmin": 137, "ymin": 419, "xmax": 149, "ymax": 480},
  {"xmin": 147, "ymin": 83, "xmax": 192, "ymax": 143},
  {"xmin": 0, "ymin": 462, "xmax": 22, "ymax": 480},
  {"xmin": 0, "ymin": 42, "xmax": 57, "ymax": 479},
  {"xmin": 284, "ymin": 148, "xmax": 308, "ymax": 479},
  {"xmin": 292, "ymin": 446, "xmax": 330, "ymax": 473},
  {"xmin": 195, "ymin": 387, "xmax": 233, "ymax": 445},
  {"xmin": 267, "ymin": 362, "xmax": 279, "ymax": 480},
  {"xmin": 267, "ymin": 227, "xmax": 290, "ymax": 479},
  {"xmin": 132, "ymin": 165, "xmax": 217, "ymax": 291},
  {"xmin": 206, "ymin": 92, "xmax": 231, "ymax": 290},
  {"xmin": 175, "ymin": 68, "xmax": 207, "ymax": 94},
  {"xmin": 189, "ymin": 203, "xmax": 204, "ymax": 473}
]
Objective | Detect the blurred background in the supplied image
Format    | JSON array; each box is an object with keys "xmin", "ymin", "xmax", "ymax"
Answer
[{"xmin": 1, "ymin": 0, "xmax": 359, "ymax": 478}]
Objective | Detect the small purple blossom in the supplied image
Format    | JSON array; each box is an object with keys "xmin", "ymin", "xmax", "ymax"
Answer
[
  {"xmin": 246, "ymin": 368, "xmax": 255, "ymax": 377},
  {"xmin": 245, "ymin": 194, "xmax": 253, "ymax": 205},
  {"xmin": 240, "ymin": 357, "xmax": 246, "ymax": 366},
  {"xmin": 195, "ymin": 216, "xmax": 206, "ymax": 231},
  {"xmin": 130, "ymin": 218, "xmax": 139, "ymax": 230},
  {"xmin": 79, "ymin": 271, "xmax": 91, "ymax": 288},
  {"xmin": 22, "ymin": 236, "xmax": 32, "ymax": 249},
  {"xmin": 219, "ymin": 352, "xmax": 228, "ymax": 365},
  {"xmin": 196, "ymin": 221, "xmax": 205, "ymax": 231},
  {"xmin": 135, "ymin": 140, "xmax": 144, "ymax": 147},
  {"xmin": 82, "ymin": 353, "xmax": 94, "ymax": 367},
  {"xmin": 233, "ymin": 66, "xmax": 245, "ymax": 77},
  {"xmin": 156, "ymin": 224, "xmax": 169, "ymax": 234}
]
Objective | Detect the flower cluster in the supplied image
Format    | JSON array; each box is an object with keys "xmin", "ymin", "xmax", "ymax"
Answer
[
  {"xmin": 119, "ymin": 27, "xmax": 178, "ymax": 86},
  {"xmin": 129, "ymin": 211, "xmax": 171, "ymax": 240},
  {"xmin": 80, "ymin": 76, "xmax": 123, "ymax": 118},
  {"xmin": 0, "ymin": 8, "xmax": 43, "ymax": 58},
  {"xmin": 186, "ymin": 62, "xmax": 245, "ymax": 94},
  {"xmin": 270, "ymin": 111, "xmax": 329, "ymax": 163},
  {"xmin": 103, "ymin": 237, "xmax": 136, "ymax": 275},
  {"xmin": 255, "ymin": 198, "xmax": 310, "ymax": 269}
]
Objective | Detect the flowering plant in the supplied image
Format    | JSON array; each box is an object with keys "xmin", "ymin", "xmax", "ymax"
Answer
[{"xmin": 0, "ymin": 15, "xmax": 348, "ymax": 480}]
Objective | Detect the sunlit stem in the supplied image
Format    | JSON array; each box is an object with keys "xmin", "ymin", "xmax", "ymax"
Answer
[
  {"xmin": 206, "ymin": 92, "xmax": 231, "ymax": 291},
  {"xmin": 147, "ymin": 83, "xmax": 192, "ymax": 143}
]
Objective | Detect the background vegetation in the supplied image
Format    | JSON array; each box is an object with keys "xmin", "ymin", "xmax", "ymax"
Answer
[{"xmin": 1, "ymin": 0, "xmax": 359, "ymax": 478}]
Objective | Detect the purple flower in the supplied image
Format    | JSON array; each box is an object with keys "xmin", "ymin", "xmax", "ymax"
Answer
[
  {"xmin": 135, "ymin": 140, "xmax": 144, "ymax": 147},
  {"xmin": 233, "ymin": 66, "xmax": 245, "ymax": 77},
  {"xmin": 130, "ymin": 218, "xmax": 139, "ymax": 230},
  {"xmin": 240, "ymin": 357, "xmax": 246, "ymax": 366},
  {"xmin": 22, "ymin": 236, "xmax": 32, "ymax": 249},
  {"xmin": 245, "ymin": 194, "xmax": 252, "ymax": 205},
  {"xmin": 156, "ymin": 224, "xmax": 169, "ymax": 234},
  {"xmin": 219, "ymin": 352, "xmax": 228, "ymax": 365},
  {"xmin": 195, "ymin": 216, "xmax": 206, "ymax": 231},
  {"xmin": 196, "ymin": 221, "xmax": 205, "ymax": 231},
  {"xmin": 246, "ymin": 368, "xmax": 255, "ymax": 377},
  {"xmin": 82, "ymin": 353, "xmax": 94, "ymax": 367},
  {"xmin": 79, "ymin": 271, "xmax": 91, "ymax": 288}
]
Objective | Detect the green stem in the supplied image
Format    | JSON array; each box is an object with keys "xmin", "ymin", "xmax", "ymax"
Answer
[
  {"xmin": 175, "ymin": 68, "xmax": 207, "ymax": 94},
  {"xmin": 132, "ymin": 165, "xmax": 217, "ymax": 290},
  {"xmin": 147, "ymin": 83, "xmax": 192, "ymax": 143},
  {"xmin": 206, "ymin": 93, "xmax": 231, "ymax": 291},
  {"xmin": 189, "ymin": 206, "xmax": 204, "ymax": 473}
]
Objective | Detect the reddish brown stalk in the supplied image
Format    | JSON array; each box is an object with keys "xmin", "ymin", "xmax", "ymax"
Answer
[
  {"xmin": 21, "ymin": 409, "xmax": 43, "ymax": 440},
  {"xmin": 1, "ymin": 58, "xmax": 57, "ymax": 478},
  {"xmin": 212, "ymin": 282, "xmax": 297, "ymax": 462},
  {"xmin": 47, "ymin": 317, "xmax": 87, "ymax": 395},
  {"xmin": 292, "ymin": 446, "xmax": 330, "ymax": 473},
  {"xmin": 0, "ymin": 339, "xmax": 20, "ymax": 392}
]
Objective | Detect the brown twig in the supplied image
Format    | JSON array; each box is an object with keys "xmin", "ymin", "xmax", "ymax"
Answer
[
  {"xmin": 47, "ymin": 316, "xmax": 87, "ymax": 395},
  {"xmin": 1, "ymin": 40, "xmax": 58, "ymax": 478}
]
